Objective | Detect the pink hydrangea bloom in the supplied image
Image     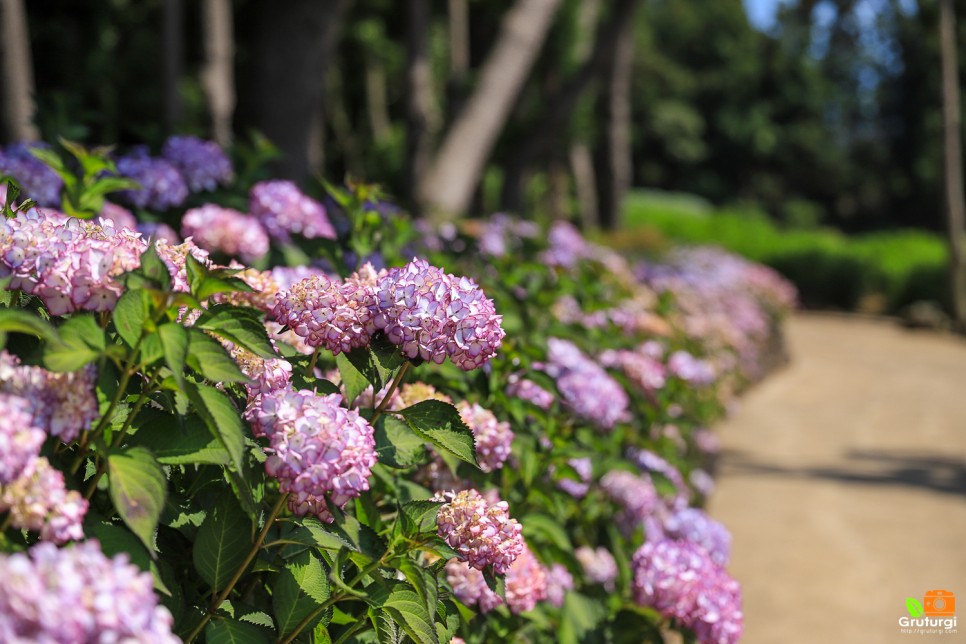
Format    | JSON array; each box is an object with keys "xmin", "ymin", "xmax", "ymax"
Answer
[
  {"xmin": 0, "ymin": 541, "xmax": 179, "ymax": 642},
  {"xmin": 98, "ymin": 201, "xmax": 139, "ymax": 232},
  {"xmin": 249, "ymin": 180, "xmax": 335, "ymax": 243},
  {"xmin": 436, "ymin": 489, "xmax": 524, "ymax": 574},
  {"xmin": 600, "ymin": 470, "xmax": 660, "ymax": 529},
  {"xmin": 444, "ymin": 560, "xmax": 503, "ymax": 613},
  {"xmin": 456, "ymin": 401, "xmax": 513, "ymax": 472},
  {"xmin": 0, "ymin": 393, "xmax": 45, "ymax": 484},
  {"xmin": 556, "ymin": 456, "xmax": 592, "ymax": 498},
  {"xmin": 251, "ymin": 389, "xmax": 377, "ymax": 522},
  {"xmin": 545, "ymin": 563, "xmax": 574, "ymax": 608},
  {"xmin": 663, "ymin": 508, "xmax": 732, "ymax": 567},
  {"xmin": 181, "ymin": 204, "xmax": 270, "ymax": 263},
  {"xmin": 397, "ymin": 381, "xmax": 452, "ymax": 408},
  {"xmin": 504, "ymin": 543, "xmax": 548, "ymax": 613},
  {"xmin": 505, "ymin": 376, "xmax": 554, "ymax": 410},
  {"xmin": 575, "ymin": 546, "xmax": 618, "ymax": 591},
  {"xmin": 0, "ymin": 457, "xmax": 87, "ymax": 543}
]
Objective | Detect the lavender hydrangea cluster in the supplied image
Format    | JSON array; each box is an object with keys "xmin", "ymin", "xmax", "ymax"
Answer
[
  {"xmin": 542, "ymin": 338, "xmax": 629, "ymax": 430},
  {"xmin": 600, "ymin": 347, "xmax": 667, "ymax": 393},
  {"xmin": 436, "ymin": 489, "xmax": 524, "ymax": 574},
  {"xmin": 0, "ymin": 394, "xmax": 45, "ymax": 484},
  {"xmin": 574, "ymin": 546, "xmax": 619, "ymax": 591},
  {"xmin": 250, "ymin": 389, "xmax": 377, "ymax": 522},
  {"xmin": 250, "ymin": 180, "xmax": 336, "ymax": 243},
  {"xmin": 540, "ymin": 221, "xmax": 594, "ymax": 269},
  {"xmin": 456, "ymin": 401, "xmax": 514, "ymax": 472},
  {"xmin": 225, "ymin": 341, "xmax": 292, "ymax": 402},
  {"xmin": 161, "ymin": 135, "xmax": 233, "ymax": 192},
  {"xmin": 600, "ymin": 470, "xmax": 660, "ymax": 530},
  {"xmin": 506, "ymin": 376, "xmax": 554, "ymax": 410},
  {"xmin": 0, "ymin": 457, "xmax": 88, "ymax": 543},
  {"xmin": 663, "ymin": 508, "xmax": 732, "ymax": 566},
  {"xmin": 668, "ymin": 350, "xmax": 716, "ymax": 386},
  {"xmin": 544, "ymin": 563, "xmax": 574, "ymax": 607},
  {"xmin": 372, "ymin": 259, "xmax": 505, "ymax": 370},
  {"xmin": 444, "ymin": 560, "xmax": 503, "ymax": 613},
  {"xmin": 556, "ymin": 456, "xmax": 593, "ymax": 498},
  {"xmin": 180, "ymin": 204, "xmax": 270, "ymax": 263},
  {"xmin": 631, "ymin": 540, "xmax": 743, "ymax": 644},
  {"xmin": 0, "ymin": 351, "xmax": 99, "ymax": 443},
  {"xmin": 504, "ymin": 543, "xmax": 549, "ymax": 613},
  {"xmin": 0, "ymin": 541, "xmax": 178, "ymax": 642},
  {"xmin": 629, "ymin": 448, "xmax": 691, "ymax": 510},
  {"xmin": 116, "ymin": 147, "xmax": 189, "ymax": 210},
  {"xmin": 0, "ymin": 209, "xmax": 146, "ymax": 315},
  {"xmin": 136, "ymin": 221, "xmax": 181, "ymax": 244},
  {"xmin": 0, "ymin": 143, "xmax": 63, "ymax": 206}
]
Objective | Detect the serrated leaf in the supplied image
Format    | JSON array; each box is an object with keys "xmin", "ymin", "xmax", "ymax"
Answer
[
  {"xmin": 206, "ymin": 618, "xmax": 272, "ymax": 644},
  {"xmin": 197, "ymin": 276, "xmax": 254, "ymax": 302},
  {"xmin": 368, "ymin": 581, "xmax": 438, "ymax": 644},
  {"xmin": 482, "ymin": 568, "xmax": 506, "ymax": 600},
  {"xmin": 127, "ymin": 413, "xmax": 230, "ymax": 465},
  {"xmin": 196, "ymin": 304, "xmax": 276, "ymax": 359},
  {"xmin": 345, "ymin": 347, "xmax": 382, "ymax": 390},
  {"xmin": 185, "ymin": 328, "xmax": 249, "ymax": 383},
  {"xmin": 335, "ymin": 352, "xmax": 368, "ymax": 406},
  {"xmin": 0, "ymin": 308, "xmax": 59, "ymax": 343},
  {"xmin": 371, "ymin": 332, "xmax": 406, "ymax": 372},
  {"xmin": 193, "ymin": 494, "xmax": 254, "ymax": 591},
  {"xmin": 400, "ymin": 501, "xmax": 441, "ymax": 537},
  {"xmin": 397, "ymin": 400, "xmax": 479, "ymax": 467},
  {"xmin": 138, "ymin": 244, "xmax": 172, "ymax": 290},
  {"xmin": 374, "ymin": 416, "xmax": 426, "ymax": 468},
  {"xmin": 283, "ymin": 517, "xmax": 352, "ymax": 552},
  {"xmin": 395, "ymin": 557, "xmax": 438, "ymax": 621},
  {"xmin": 273, "ymin": 550, "xmax": 331, "ymax": 636},
  {"xmin": 185, "ymin": 382, "xmax": 245, "ymax": 473},
  {"xmin": 107, "ymin": 447, "xmax": 167, "ymax": 552},
  {"xmin": 158, "ymin": 323, "xmax": 188, "ymax": 392},
  {"xmin": 329, "ymin": 511, "xmax": 386, "ymax": 562},
  {"xmin": 43, "ymin": 314, "xmax": 106, "ymax": 371},
  {"xmin": 112, "ymin": 289, "xmax": 148, "ymax": 348}
]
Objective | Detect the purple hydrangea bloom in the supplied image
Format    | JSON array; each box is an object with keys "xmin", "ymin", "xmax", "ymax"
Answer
[
  {"xmin": 543, "ymin": 338, "xmax": 629, "ymax": 430},
  {"xmin": 161, "ymin": 135, "xmax": 233, "ymax": 192},
  {"xmin": 0, "ymin": 393, "xmax": 45, "ymax": 484},
  {"xmin": 249, "ymin": 180, "xmax": 335, "ymax": 243},
  {"xmin": 600, "ymin": 470, "xmax": 660, "ymax": 529},
  {"xmin": 250, "ymin": 389, "xmax": 377, "ymax": 522},
  {"xmin": 506, "ymin": 376, "xmax": 555, "ymax": 410},
  {"xmin": 600, "ymin": 347, "xmax": 667, "ymax": 393},
  {"xmin": 116, "ymin": 147, "xmax": 189, "ymax": 210},
  {"xmin": 372, "ymin": 258, "xmax": 505, "ymax": 370},
  {"xmin": 668, "ymin": 350, "xmax": 716, "ymax": 386},
  {"xmin": 632, "ymin": 540, "xmax": 743, "ymax": 644},
  {"xmin": 457, "ymin": 401, "xmax": 514, "ymax": 472},
  {"xmin": 436, "ymin": 488, "xmax": 524, "ymax": 574},
  {"xmin": 663, "ymin": 508, "xmax": 732, "ymax": 566},
  {"xmin": 690, "ymin": 469, "xmax": 717, "ymax": 498},
  {"xmin": 445, "ymin": 559, "xmax": 503, "ymax": 613},
  {"xmin": 136, "ymin": 221, "xmax": 181, "ymax": 244},
  {"xmin": 545, "ymin": 563, "xmax": 574, "ymax": 607},
  {"xmin": 556, "ymin": 456, "xmax": 593, "ymax": 498},
  {"xmin": 629, "ymin": 448, "xmax": 691, "ymax": 509},
  {"xmin": 575, "ymin": 546, "xmax": 618, "ymax": 591},
  {"xmin": 0, "ymin": 143, "xmax": 63, "ymax": 206},
  {"xmin": 0, "ymin": 457, "xmax": 87, "ymax": 543},
  {"xmin": 181, "ymin": 204, "xmax": 270, "ymax": 263},
  {"xmin": 0, "ymin": 541, "xmax": 178, "ymax": 642},
  {"xmin": 540, "ymin": 221, "xmax": 593, "ymax": 269}
]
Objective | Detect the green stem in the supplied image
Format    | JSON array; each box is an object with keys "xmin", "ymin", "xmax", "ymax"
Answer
[
  {"xmin": 308, "ymin": 348, "xmax": 320, "ymax": 376},
  {"xmin": 184, "ymin": 493, "xmax": 290, "ymax": 644},
  {"xmin": 370, "ymin": 362, "xmax": 410, "ymax": 424},
  {"xmin": 0, "ymin": 512, "xmax": 11, "ymax": 533},
  {"xmin": 333, "ymin": 615, "xmax": 371, "ymax": 644}
]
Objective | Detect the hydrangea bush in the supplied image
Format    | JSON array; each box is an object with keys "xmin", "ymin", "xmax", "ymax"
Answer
[{"xmin": 0, "ymin": 139, "xmax": 796, "ymax": 643}]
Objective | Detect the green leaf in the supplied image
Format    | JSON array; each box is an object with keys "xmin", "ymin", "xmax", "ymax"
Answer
[
  {"xmin": 193, "ymin": 494, "xmax": 254, "ymax": 591},
  {"xmin": 397, "ymin": 400, "xmax": 479, "ymax": 468},
  {"xmin": 283, "ymin": 517, "xmax": 352, "ymax": 552},
  {"xmin": 128, "ymin": 412, "xmax": 230, "ymax": 465},
  {"xmin": 107, "ymin": 447, "xmax": 167, "ymax": 552},
  {"xmin": 158, "ymin": 323, "xmax": 188, "ymax": 392},
  {"xmin": 329, "ymin": 510, "xmax": 386, "ymax": 561},
  {"xmin": 197, "ymin": 275, "xmax": 254, "ymax": 302},
  {"xmin": 185, "ymin": 382, "xmax": 246, "ymax": 473},
  {"xmin": 0, "ymin": 308, "xmax": 59, "ymax": 343},
  {"xmin": 196, "ymin": 305, "xmax": 276, "ymax": 359},
  {"xmin": 368, "ymin": 581, "xmax": 438, "ymax": 644},
  {"xmin": 482, "ymin": 568, "xmax": 506, "ymax": 600},
  {"xmin": 136, "ymin": 244, "xmax": 172, "ymax": 290},
  {"xmin": 521, "ymin": 513, "xmax": 573, "ymax": 553},
  {"xmin": 335, "ymin": 352, "xmax": 368, "ymax": 406},
  {"xmin": 43, "ymin": 314, "xmax": 106, "ymax": 371},
  {"xmin": 206, "ymin": 618, "xmax": 272, "ymax": 644},
  {"xmin": 87, "ymin": 520, "xmax": 170, "ymax": 595},
  {"xmin": 370, "ymin": 332, "xmax": 406, "ymax": 373},
  {"xmin": 374, "ymin": 416, "xmax": 426, "ymax": 468},
  {"xmin": 185, "ymin": 328, "xmax": 249, "ymax": 383},
  {"xmin": 558, "ymin": 592, "xmax": 608, "ymax": 644},
  {"xmin": 345, "ymin": 347, "xmax": 382, "ymax": 390},
  {"xmin": 399, "ymin": 501, "xmax": 441, "ymax": 538},
  {"xmin": 395, "ymin": 557, "xmax": 439, "ymax": 622},
  {"xmin": 272, "ymin": 550, "xmax": 331, "ymax": 636},
  {"xmin": 112, "ymin": 289, "xmax": 148, "ymax": 348}
]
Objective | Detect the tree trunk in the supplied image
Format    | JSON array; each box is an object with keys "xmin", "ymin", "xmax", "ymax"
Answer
[
  {"xmin": 0, "ymin": 0, "xmax": 39, "ymax": 142},
  {"xmin": 405, "ymin": 0, "xmax": 438, "ymax": 200},
  {"xmin": 201, "ymin": 0, "xmax": 235, "ymax": 147},
  {"xmin": 243, "ymin": 0, "xmax": 350, "ymax": 180},
  {"xmin": 366, "ymin": 55, "xmax": 392, "ymax": 142},
  {"xmin": 499, "ymin": 0, "xmax": 640, "ymax": 213},
  {"xmin": 161, "ymin": 0, "xmax": 184, "ymax": 135},
  {"xmin": 570, "ymin": 143, "xmax": 599, "ymax": 229},
  {"xmin": 446, "ymin": 0, "xmax": 470, "ymax": 114},
  {"xmin": 416, "ymin": 0, "xmax": 564, "ymax": 219},
  {"xmin": 596, "ymin": 2, "xmax": 635, "ymax": 230},
  {"xmin": 940, "ymin": 0, "xmax": 966, "ymax": 325}
]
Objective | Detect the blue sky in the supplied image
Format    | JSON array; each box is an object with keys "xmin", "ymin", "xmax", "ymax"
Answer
[{"xmin": 743, "ymin": 0, "xmax": 792, "ymax": 31}]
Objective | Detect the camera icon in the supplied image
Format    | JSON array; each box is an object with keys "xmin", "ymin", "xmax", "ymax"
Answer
[{"xmin": 924, "ymin": 590, "xmax": 956, "ymax": 616}]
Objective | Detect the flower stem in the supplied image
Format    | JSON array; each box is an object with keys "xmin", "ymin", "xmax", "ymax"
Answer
[
  {"xmin": 184, "ymin": 493, "xmax": 290, "ymax": 644},
  {"xmin": 371, "ymin": 361, "xmax": 410, "ymax": 424},
  {"xmin": 308, "ymin": 348, "xmax": 320, "ymax": 376}
]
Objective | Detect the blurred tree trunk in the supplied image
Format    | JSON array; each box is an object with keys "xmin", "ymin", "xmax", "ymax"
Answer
[
  {"xmin": 0, "ymin": 0, "xmax": 39, "ymax": 142},
  {"xmin": 939, "ymin": 0, "xmax": 966, "ymax": 326},
  {"xmin": 244, "ymin": 0, "xmax": 350, "ymax": 180},
  {"xmin": 366, "ymin": 55, "xmax": 392, "ymax": 142},
  {"xmin": 446, "ymin": 0, "xmax": 470, "ymax": 116},
  {"xmin": 417, "ymin": 0, "xmax": 564, "ymax": 219},
  {"xmin": 162, "ymin": 0, "xmax": 183, "ymax": 135},
  {"xmin": 596, "ymin": 1, "xmax": 635, "ymax": 230},
  {"xmin": 201, "ymin": 0, "xmax": 235, "ymax": 147},
  {"xmin": 500, "ymin": 0, "xmax": 640, "ymax": 213},
  {"xmin": 570, "ymin": 143, "xmax": 598, "ymax": 229},
  {"xmin": 406, "ymin": 0, "xmax": 439, "ymax": 201}
]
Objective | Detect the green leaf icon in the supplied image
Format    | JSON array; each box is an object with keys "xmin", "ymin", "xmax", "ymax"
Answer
[{"xmin": 906, "ymin": 598, "xmax": 925, "ymax": 618}]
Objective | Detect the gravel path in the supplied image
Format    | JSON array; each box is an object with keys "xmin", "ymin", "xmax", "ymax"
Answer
[{"xmin": 713, "ymin": 314, "xmax": 966, "ymax": 643}]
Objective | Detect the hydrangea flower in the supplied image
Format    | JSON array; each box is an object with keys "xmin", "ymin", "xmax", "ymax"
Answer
[
  {"xmin": 629, "ymin": 448, "xmax": 691, "ymax": 510},
  {"xmin": 0, "ymin": 209, "xmax": 146, "ymax": 315},
  {"xmin": 0, "ymin": 541, "xmax": 178, "ymax": 642},
  {"xmin": 504, "ymin": 543, "xmax": 548, "ymax": 614},
  {"xmin": 690, "ymin": 469, "xmax": 716, "ymax": 498},
  {"xmin": 556, "ymin": 456, "xmax": 592, "ymax": 498},
  {"xmin": 397, "ymin": 381, "xmax": 451, "ymax": 408},
  {"xmin": 115, "ymin": 147, "xmax": 189, "ymax": 210},
  {"xmin": 600, "ymin": 348, "xmax": 667, "ymax": 393},
  {"xmin": 543, "ymin": 338, "xmax": 628, "ymax": 430},
  {"xmin": 545, "ymin": 563, "xmax": 574, "ymax": 607},
  {"xmin": 372, "ymin": 258, "xmax": 504, "ymax": 370},
  {"xmin": 436, "ymin": 489, "xmax": 524, "ymax": 574},
  {"xmin": 181, "ymin": 204, "xmax": 270, "ymax": 263},
  {"xmin": 0, "ymin": 457, "xmax": 87, "ymax": 543},
  {"xmin": 98, "ymin": 201, "xmax": 139, "ymax": 231},
  {"xmin": 225, "ymin": 340, "xmax": 292, "ymax": 402},
  {"xmin": 0, "ymin": 393, "xmax": 45, "ymax": 484},
  {"xmin": 600, "ymin": 470, "xmax": 660, "ymax": 529},
  {"xmin": 250, "ymin": 389, "xmax": 377, "ymax": 522},
  {"xmin": 0, "ymin": 143, "xmax": 63, "ymax": 206},
  {"xmin": 154, "ymin": 237, "xmax": 211, "ymax": 293},
  {"xmin": 161, "ymin": 135, "xmax": 233, "ymax": 192},
  {"xmin": 456, "ymin": 401, "xmax": 513, "ymax": 472},
  {"xmin": 271, "ymin": 272, "xmax": 375, "ymax": 355},
  {"xmin": 444, "ymin": 560, "xmax": 503, "ymax": 613},
  {"xmin": 250, "ymin": 180, "xmax": 335, "ymax": 243},
  {"xmin": 632, "ymin": 540, "xmax": 743, "ymax": 644},
  {"xmin": 663, "ymin": 508, "xmax": 732, "ymax": 566},
  {"xmin": 0, "ymin": 351, "xmax": 99, "ymax": 443},
  {"xmin": 540, "ymin": 221, "xmax": 593, "ymax": 269},
  {"xmin": 575, "ymin": 546, "xmax": 618, "ymax": 591},
  {"xmin": 506, "ymin": 376, "xmax": 554, "ymax": 410},
  {"xmin": 136, "ymin": 221, "xmax": 181, "ymax": 244},
  {"xmin": 668, "ymin": 350, "xmax": 716, "ymax": 385}
]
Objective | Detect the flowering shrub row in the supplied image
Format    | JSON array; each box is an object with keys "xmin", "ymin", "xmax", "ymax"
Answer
[{"xmin": 0, "ymin": 139, "xmax": 795, "ymax": 643}]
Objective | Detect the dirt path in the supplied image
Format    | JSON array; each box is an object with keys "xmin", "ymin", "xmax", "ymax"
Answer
[{"xmin": 712, "ymin": 314, "xmax": 966, "ymax": 643}]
